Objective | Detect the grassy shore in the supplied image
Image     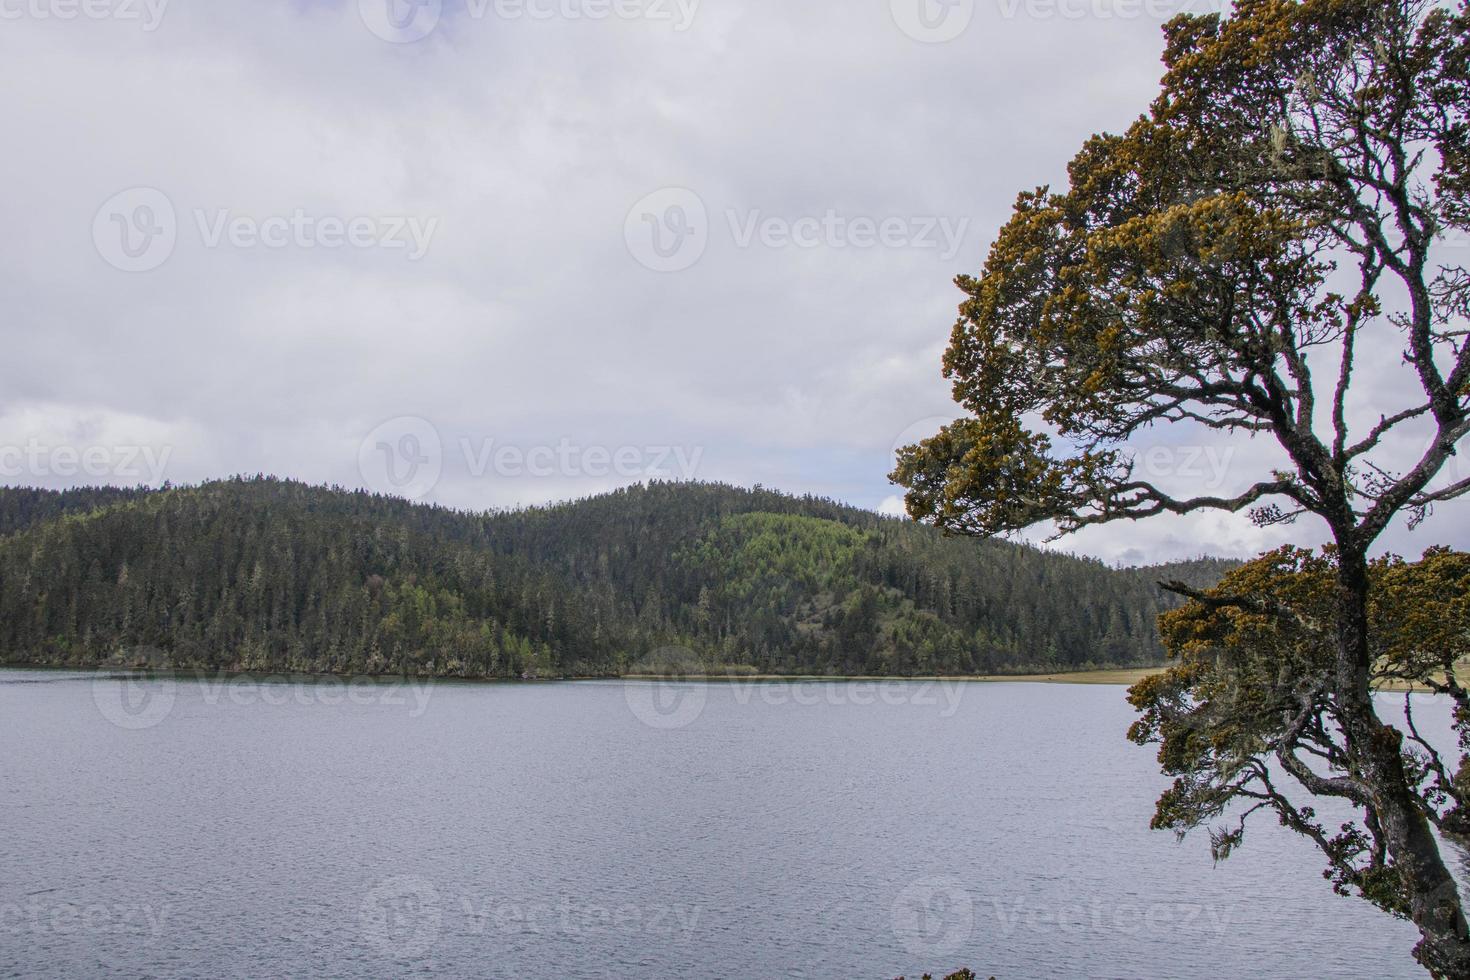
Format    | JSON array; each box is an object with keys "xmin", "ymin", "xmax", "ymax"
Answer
[
  {"xmin": 620, "ymin": 667, "xmax": 1167, "ymax": 685},
  {"xmin": 622, "ymin": 666, "xmax": 1470, "ymax": 690},
  {"xmin": 967, "ymin": 666, "xmax": 1165, "ymax": 685}
]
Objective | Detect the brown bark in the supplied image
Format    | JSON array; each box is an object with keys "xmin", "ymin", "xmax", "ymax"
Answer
[{"xmin": 1335, "ymin": 547, "xmax": 1470, "ymax": 978}]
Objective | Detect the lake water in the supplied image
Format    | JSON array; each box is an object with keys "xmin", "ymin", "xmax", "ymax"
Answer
[{"xmin": 0, "ymin": 668, "xmax": 1442, "ymax": 978}]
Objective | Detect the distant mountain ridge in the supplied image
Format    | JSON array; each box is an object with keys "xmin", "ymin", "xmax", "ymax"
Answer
[{"xmin": 0, "ymin": 477, "xmax": 1233, "ymax": 678}]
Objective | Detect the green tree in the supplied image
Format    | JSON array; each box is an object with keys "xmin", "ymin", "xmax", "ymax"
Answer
[
  {"xmin": 0, "ymin": 477, "xmax": 1225, "ymax": 680},
  {"xmin": 1130, "ymin": 547, "xmax": 1470, "ymax": 923},
  {"xmin": 891, "ymin": 0, "xmax": 1470, "ymax": 972}
]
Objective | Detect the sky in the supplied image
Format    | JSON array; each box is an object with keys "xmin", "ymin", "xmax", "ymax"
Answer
[{"xmin": 1, "ymin": 0, "xmax": 1465, "ymax": 565}]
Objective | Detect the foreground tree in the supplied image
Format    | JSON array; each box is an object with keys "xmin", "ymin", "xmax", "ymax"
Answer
[
  {"xmin": 1130, "ymin": 546, "xmax": 1470, "ymax": 917},
  {"xmin": 891, "ymin": 0, "xmax": 1470, "ymax": 972}
]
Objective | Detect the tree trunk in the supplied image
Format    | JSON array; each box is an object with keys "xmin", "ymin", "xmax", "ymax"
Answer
[{"xmin": 1335, "ymin": 549, "xmax": 1470, "ymax": 978}]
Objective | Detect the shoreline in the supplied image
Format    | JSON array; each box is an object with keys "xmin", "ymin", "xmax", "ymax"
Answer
[
  {"xmin": 620, "ymin": 667, "xmax": 1166, "ymax": 685},
  {"xmin": 1, "ymin": 661, "xmax": 1167, "ymax": 687},
  {"xmin": 4, "ymin": 661, "xmax": 1455, "ymax": 692}
]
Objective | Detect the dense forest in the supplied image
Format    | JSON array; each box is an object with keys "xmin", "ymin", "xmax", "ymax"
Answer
[{"xmin": 0, "ymin": 478, "xmax": 1231, "ymax": 678}]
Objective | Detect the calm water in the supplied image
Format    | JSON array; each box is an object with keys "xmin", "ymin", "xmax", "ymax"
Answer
[{"xmin": 0, "ymin": 668, "xmax": 1442, "ymax": 978}]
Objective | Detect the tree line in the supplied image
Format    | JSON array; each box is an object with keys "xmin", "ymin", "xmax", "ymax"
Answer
[{"xmin": 0, "ymin": 477, "xmax": 1229, "ymax": 678}]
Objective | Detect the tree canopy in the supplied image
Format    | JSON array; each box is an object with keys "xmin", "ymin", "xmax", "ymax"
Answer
[
  {"xmin": 891, "ymin": 0, "xmax": 1470, "ymax": 972},
  {"xmin": 0, "ymin": 477, "xmax": 1225, "ymax": 680},
  {"xmin": 1130, "ymin": 545, "xmax": 1470, "ymax": 918},
  {"xmin": 893, "ymin": 0, "xmax": 1470, "ymax": 544}
]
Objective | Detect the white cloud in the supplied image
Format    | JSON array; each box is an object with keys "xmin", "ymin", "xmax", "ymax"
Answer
[
  {"xmin": 877, "ymin": 495, "xmax": 908, "ymax": 518},
  {"xmin": 0, "ymin": 0, "xmax": 1464, "ymax": 564}
]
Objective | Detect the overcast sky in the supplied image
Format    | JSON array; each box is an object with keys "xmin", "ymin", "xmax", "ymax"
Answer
[{"xmin": 1, "ymin": 0, "xmax": 1465, "ymax": 565}]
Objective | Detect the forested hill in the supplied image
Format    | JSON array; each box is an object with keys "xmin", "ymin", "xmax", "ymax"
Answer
[{"xmin": 0, "ymin": 478, "xmax": 1232, "ymax": 678}]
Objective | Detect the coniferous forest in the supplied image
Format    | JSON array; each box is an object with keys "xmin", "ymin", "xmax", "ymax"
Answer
[{"xmin": 0, "ymin": 477, "xmax": 1231, "ymax": 678}]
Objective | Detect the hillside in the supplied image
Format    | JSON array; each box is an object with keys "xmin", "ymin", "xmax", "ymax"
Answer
[{"xmin": 0, "ymin": 478, "xmax": 1232, "ymax": 678}]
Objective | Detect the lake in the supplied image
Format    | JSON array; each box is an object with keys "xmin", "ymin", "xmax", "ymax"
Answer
[{"xmin": 0, "ymin": 668, "xmax": 1439, "ymax": 978}]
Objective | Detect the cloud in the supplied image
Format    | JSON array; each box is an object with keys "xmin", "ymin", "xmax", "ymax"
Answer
[{"xmin": 0, "ymin": 0, "xmax": 1464, "ymax": 564}]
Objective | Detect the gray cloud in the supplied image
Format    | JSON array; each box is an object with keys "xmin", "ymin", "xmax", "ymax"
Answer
[{"xmin": 1, "ymin": 0, "xmax": 1464, "ymax": 565}]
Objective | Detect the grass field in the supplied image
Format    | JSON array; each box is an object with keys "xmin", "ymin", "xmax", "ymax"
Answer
[{"xmin": 621, "ymin": 667, "xmax": 1167, "ymax": 685}]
